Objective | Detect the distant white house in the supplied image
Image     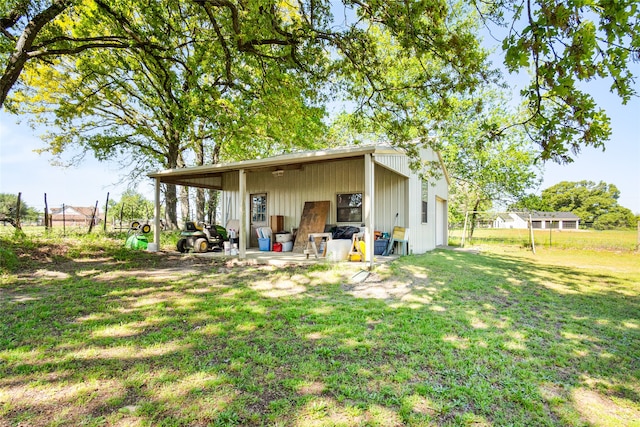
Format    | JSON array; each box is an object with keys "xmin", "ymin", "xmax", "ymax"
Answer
[{"xmin": 493, "ymin": 212, "xmax": 580, "ymax": 230}]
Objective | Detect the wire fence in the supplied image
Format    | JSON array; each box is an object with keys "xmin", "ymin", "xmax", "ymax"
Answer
[{"xmin": 0, "ymin": 192, "xmax": 159, "ymax": 236}]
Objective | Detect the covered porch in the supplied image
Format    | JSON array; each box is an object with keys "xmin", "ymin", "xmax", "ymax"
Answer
[{"xmin": 149, "ymin": 145, "xmax": 412, "ymax": 268}]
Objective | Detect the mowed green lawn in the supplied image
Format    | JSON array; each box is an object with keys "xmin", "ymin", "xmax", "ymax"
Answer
[
  {"xmin": 0, "ymin": 235, "xmax": 638, "ymax": 426},
  {"xmin": 449, "ymin": 227, "xmax": 638, "ymax": 252}
]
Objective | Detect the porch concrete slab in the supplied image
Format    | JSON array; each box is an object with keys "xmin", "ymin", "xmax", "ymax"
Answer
[{"xmin": 178, "ymin": 248, "xmax": 400, "ymax": 267}]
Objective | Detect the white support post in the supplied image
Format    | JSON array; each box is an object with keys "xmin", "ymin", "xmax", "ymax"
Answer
[
  {"xmin": 154, "ymin": 178, "xmax": 161, "ymax": 249},
  {"xmin": 239, "ymin": 169, "xmax": 247, "ymax": 259},
  {"xmin": 364, "ymin": 154, "xmax": 375, "ymax": 268}
]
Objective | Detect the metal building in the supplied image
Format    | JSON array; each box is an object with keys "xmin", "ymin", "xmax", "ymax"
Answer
[{"xmin": 148, "ymin": 145, "xmax": 449, "ymax": 265}]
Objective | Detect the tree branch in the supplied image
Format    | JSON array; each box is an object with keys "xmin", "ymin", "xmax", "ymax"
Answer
[{"xmin": 0, "ymin": 0, "xmax": 72, "ymax": 107}]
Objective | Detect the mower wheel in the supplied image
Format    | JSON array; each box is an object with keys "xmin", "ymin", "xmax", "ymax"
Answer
[
  {"xmin": 177, "ymin": 238, "xmax": 188, "ymax": 253},
  {"xmin": 141, "ymin": 224, "xmax": 151, "ymax": 234},
  {"xmin": 195, "ymin": 238, "xmax": 208, "ymax": 253}
]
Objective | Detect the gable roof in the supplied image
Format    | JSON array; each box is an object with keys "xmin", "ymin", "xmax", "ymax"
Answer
[{"xmin": 50, "ymin": 206, "xmax": 97, "ymax": 218}]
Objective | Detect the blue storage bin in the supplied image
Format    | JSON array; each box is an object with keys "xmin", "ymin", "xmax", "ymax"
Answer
[
  {"xmin": 258, "ymin": 238, "xmax": 270, "ymax": 251},
  {"xmin": 374, "ymin": 239, "xmax": 388, "ymax": 255}
]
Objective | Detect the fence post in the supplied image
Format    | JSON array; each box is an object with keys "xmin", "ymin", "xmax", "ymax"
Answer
[
  {"xmin": 15, "ymin": 192, "xmax": 22, "ymax": 230},
  {"xmin": 103, "ymin": 192, "xmax": 109, "ymax": 233},
  {"xmin": 44, "ymin": 193, "xmax": 49, "ymax": 232},
  {"xmin": 88, "ymin": 200, "xmax": 99, "ymax": 233},
  {"xmin": 62, "ymin": 204, "xmax": 66, "ymax": 237},
  {"xmin": 461, "ymin": 211, "xmax": 469, "ymax": 248}
]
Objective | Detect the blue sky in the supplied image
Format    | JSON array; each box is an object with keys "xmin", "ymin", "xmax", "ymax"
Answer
[{"xmin": 0, "ymin": 113, "xmax": 154, "ymax": 212}]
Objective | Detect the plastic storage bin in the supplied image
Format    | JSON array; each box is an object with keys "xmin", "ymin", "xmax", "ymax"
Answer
[
  {"xmin": 258, "ymin": 238, "xmax": 270, "ymax": 251},
  {"xmin": 374, "ymin": 239, "xmax": 388, "ymax": 255},
  {"xmin": 282, "ymin": 241, "xmax": 293, "ymax": 252}
]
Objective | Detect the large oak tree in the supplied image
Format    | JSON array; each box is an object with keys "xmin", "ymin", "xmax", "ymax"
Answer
[{"xmin": 6, "ymin": 1, "xmax": 328, "ymax": 227}]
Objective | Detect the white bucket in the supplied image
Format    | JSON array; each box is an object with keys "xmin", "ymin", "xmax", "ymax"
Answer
[
  {"xmin": 326, "ymin": 239, "xmax": 351, "ymax": 261},
  {"xmin": 147, "ymin": 243, "xmax": 158, "ymax": 252},
  {"xmin": 223, "ymin": 241, "xmax": 231, "ymax": 255}
]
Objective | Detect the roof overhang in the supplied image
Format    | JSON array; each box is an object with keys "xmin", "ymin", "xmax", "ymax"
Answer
[{"xmin": 148, "ymin": 145, "xmax": 405, "ymax": 189}]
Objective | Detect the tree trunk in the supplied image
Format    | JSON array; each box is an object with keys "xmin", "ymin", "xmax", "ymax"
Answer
[
  {"xmin": 164, "ymin": 183, "xmax": 178, "ymax": 229},
  {"xmin": 207, "ymin": 144, "xmax": 221, "ymax": 224},
  {"xmin": 179, "ymin": 185, "xmax": 190, "ymax": 226},
  {"xmin": 468, "ymin": 199, "xmax": 481, "ymax": 241},
  {"xmin": 207, "ymin": 189, "xmax": 219, "ymax": 224},
  {"xmin": 15, "ymin": 192, "xmax": 22, "ymax": 230},
  {"xmin": 164, "ymin": 139, "xmax": 182, "ymax": 229}
]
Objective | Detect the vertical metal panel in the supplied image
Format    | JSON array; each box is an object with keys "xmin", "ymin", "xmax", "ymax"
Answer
[
  {"xmin": 223, "ymin": 158, "xmax": 366, "ymax": 233},
  {"xmin": 373, "ymin": 164, "xmax": 406, "ymax": 234},
  {"xmin": 239, "ymin": 169, "xmax": 247, "ymax": 258},
  {"xmin": 374, "ymin": 154, "xmax": 410, "ymax": 177}
]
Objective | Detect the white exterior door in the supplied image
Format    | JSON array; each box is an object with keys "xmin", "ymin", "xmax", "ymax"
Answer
[{"xmin": 250, "ymin": 193, "xmax": 268, "ymax": 248}]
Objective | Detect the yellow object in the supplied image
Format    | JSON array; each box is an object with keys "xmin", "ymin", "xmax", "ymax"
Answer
[
  {"xmin": 392, "ymin": 226, "xmax": 407, "ymax": 240},
  {"xmin": 359, "ymin": 241, "xmax": 366, "ymax": 258},
  {"xmin": 349, "ymin": 253, "xmax": 361, "ymax": 262}
]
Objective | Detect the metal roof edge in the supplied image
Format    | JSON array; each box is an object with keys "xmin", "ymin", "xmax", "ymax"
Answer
[{"xmin": 148, "ymin": 144, "xmax": 402, "ymax": 179}]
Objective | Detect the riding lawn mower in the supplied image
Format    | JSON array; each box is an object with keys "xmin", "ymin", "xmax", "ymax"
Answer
[{"xmin": 177, "ymin": 221, "xmax": 228, "ymax": 253}]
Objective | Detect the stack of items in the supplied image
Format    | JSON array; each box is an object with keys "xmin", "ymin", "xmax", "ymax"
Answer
[
  {"xmin": 274, "ymin": 232, "xmax": 294, "ymax": 252},
  {"xmin": 256, "ymin": 227, "xmax": 272, "ymax": 251}
]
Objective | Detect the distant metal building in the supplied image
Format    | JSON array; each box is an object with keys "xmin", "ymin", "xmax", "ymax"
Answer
[
  {"xmin": 149, "ymin": 145, "xmax": 449, "ymax": 264},
  {"xmin": 493, "ymin": 211, "xmax": 580, "ymax": 230}
]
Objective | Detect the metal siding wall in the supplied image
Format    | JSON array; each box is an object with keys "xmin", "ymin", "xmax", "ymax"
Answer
[
  {"xmin": 406, "ymin": 147, "xmax": 442, "ymax": 253},
  {"xmin": 217, "ymin": 152, "xmax": 447, "ymax": 252},
  {"xmin": 374, "ymin": 154, "xmax": 410, "ymax": 177},
  {"xmin": 226, "ymin": 158, "xmax": 365, "ymax": 232},
  {"xmin": 220, "ymin": 172, "xmax": 239, "ymax": 226},
  {"xmin": 374, "ymin": 165, "xmax": 406, "ymax": 234}
]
